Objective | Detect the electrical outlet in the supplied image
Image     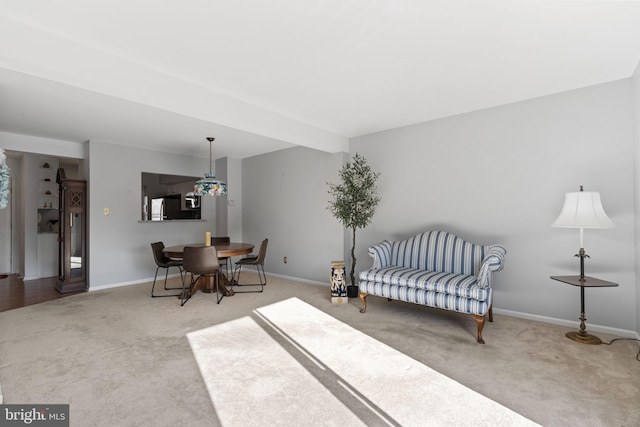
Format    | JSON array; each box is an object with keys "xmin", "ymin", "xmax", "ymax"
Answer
[{"xmin": 283, "ymin": 256, "xmax": 287, "ymax": 264}]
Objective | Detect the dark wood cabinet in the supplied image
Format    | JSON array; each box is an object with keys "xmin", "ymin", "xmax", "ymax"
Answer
[{"xmin": 56, "ymin": 169, "xmax": 87, "ymax": 293}]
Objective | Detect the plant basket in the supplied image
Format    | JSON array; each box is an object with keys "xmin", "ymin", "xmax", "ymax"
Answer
[{"xmin": 347, "ymin": 284, "xmax": 359, "ymax": 298}]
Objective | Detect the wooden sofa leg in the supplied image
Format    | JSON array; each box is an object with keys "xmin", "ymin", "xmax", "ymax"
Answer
[
  {"xmin": 359, "ymin": 292, "xmax": 368, "ymax": 313},
  {"xmin": 471, "ymin": 314, "xmax": 486, "ymax": 344},
  {"xmin": 488, "ymin": 305, "xmax": 494, "ymax": 323}
]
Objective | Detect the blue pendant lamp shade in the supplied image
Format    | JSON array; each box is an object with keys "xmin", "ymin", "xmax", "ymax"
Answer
[{"xmin": 194, "ymin": 137, "xmax": 227, "ymax": 197}]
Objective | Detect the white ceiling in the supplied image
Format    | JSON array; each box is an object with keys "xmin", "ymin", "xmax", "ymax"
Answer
[{"xmin": 1, "ymin": 1, "xmax": 640, "ymax": 159}]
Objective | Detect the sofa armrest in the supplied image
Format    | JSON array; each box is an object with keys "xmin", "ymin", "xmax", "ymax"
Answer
[
  {"xmin": 476, "ymin": 245, "xmax": 507, "ymax": 288},
  {"xmin": 368, "ymin": 240, "xmax": 393, "ymax": 268}
]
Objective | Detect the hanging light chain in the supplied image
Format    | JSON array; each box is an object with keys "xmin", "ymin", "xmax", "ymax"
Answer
[{"xmin": 206, "ymin": 137, "xmax": 215, "ymax": 174}]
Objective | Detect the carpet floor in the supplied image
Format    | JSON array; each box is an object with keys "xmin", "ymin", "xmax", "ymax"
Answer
[
  {"xmin": 0, "ymin": 273, "xmax": 638, "ymax": 426},
  {"xmin": 188, "ymin": 297, "xmax": 538, "ymax": 426}
]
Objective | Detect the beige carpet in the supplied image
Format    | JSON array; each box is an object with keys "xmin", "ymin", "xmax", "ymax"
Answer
[
  {"xmin": 189, "ymin": 297, "xmax": 538, "ymax": 426},
  {"xmin": 0, "ymin": 273, "xmax": 638, "ymax": 426}
]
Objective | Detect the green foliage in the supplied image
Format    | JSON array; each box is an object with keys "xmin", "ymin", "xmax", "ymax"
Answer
[{"xmin": 327, "ymin": 153, "xmax": 381, "ymax": 285}]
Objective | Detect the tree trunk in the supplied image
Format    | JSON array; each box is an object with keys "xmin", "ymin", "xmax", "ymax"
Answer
[{"xmin": 350, "ymin": 226, "xmax": 357, "ymax": 286}]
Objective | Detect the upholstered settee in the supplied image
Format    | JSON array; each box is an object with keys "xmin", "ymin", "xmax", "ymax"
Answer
[{"xmin": 358, "ymin": 230, "xmax": 506, "ymax": 344}]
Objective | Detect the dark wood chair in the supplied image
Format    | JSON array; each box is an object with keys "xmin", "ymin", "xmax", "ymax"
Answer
[
  {"xmin": 150, "ymin": 242, "xmax": 183, "ymax": 298},
  {"xmin": 181, "ymin": 246, "xmax": 222, "ymax": 306},
  {"xmin": 210, "ymin": 236, "xmax": 231, "ymax": 276},
  {"xmin": 232, "ymin": 239, "xmax": 268, "ymax": 293}
]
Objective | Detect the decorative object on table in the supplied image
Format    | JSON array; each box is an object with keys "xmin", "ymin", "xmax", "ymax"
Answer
[
  {"xmin": 551, "ymin": 185, "xmax": 615, "ymax": 344},
  {"xmin": 327, "ymin": 153, "xmax": 381, "ymax": 298},
  {"xmin": 0, "ymin": 148, "xmax": 10, "ymax": 209},
  {"xmin": 330, "ymin": 261, "xmax": 348, "ymax": 304},
  {"xmin": 194, "ymin": 137, "xmax": 227, "ymax": 197},
  {"xmin": 205, "ymin": 231, "xmax": 211, "ymax": 246}
]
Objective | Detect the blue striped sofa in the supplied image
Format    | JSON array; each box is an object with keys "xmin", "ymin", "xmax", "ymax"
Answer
[{"xmin": 358, "ymin": 230, "xmax": 506, "ymax": 343}]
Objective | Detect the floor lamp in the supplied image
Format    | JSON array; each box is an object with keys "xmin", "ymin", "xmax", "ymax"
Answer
[
  {"xmin": 552, "ymin": 186, "xmax": 614, "ymax": 276},
  {"xmin": 551, "ymin": 186, "xmax": 615, "ymax": 344}
]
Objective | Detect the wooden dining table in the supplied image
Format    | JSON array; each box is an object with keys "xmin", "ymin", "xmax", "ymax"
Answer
[{"xmin": 163, "ymin": 242, "xmax": 254, "ymax": 297}]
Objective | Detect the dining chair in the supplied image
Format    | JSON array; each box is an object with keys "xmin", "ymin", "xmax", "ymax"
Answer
[
  {"xmin": 150, "ymin": 242, "xmax": 183, "ymax": 298},
  {"xmin": 210, "ymin": 236, "xmax": 231, "ymax": 276},
  {"xmin": 232, "ymin": 238, "xmax": 268, "ymax": 293},
  {"xmin": 181, "ymin": 245, "xmax": 222, "ymax": 306}
]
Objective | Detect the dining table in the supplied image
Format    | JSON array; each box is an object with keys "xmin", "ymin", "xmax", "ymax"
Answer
[{"xmin": 163, "ymin": 242, "xmax": 254, "ymax": 298}]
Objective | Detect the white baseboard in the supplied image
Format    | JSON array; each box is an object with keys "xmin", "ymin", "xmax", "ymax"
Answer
[
  {"xmin": 89, "ymin": 271, "xmax": 329, "ymax": 292},
  {"xmin": 88, "ymin": 273, "xmax": 184, "ymax": 292},
  {"xmin": 264, "ymin": 272, "xmax": 327, "ymax": 287},
  {"xmin": 493, "ymin": 307, "xmax": 640, "ymax": 340},
  {"xmin": 86, "ymin": 273, "xmax": 639, "ymax": 339}
]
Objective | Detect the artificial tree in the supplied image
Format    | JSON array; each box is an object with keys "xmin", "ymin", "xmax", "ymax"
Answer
[{"xmin": 327, "ymin": 153, "xmax": 381, "ymax": 296}]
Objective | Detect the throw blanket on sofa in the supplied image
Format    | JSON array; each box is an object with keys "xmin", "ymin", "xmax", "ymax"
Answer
[{"xmin": 359, "ymin": 230, "xmax": 506, "ymax": 343}]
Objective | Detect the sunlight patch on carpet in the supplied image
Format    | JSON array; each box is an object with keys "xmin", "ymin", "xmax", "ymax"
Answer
[
  {"xmin": 187, "ymin": 314, "xmax": 366, "ymax": 426},
  {"xmin": 188, "ymin": 297, "xmax": 539, "ymax": 426}
]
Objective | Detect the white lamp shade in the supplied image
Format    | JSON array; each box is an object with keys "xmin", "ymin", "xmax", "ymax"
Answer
[{"xmin": 551, "ymin": 191, "xmax": 614, "ymax": 229}]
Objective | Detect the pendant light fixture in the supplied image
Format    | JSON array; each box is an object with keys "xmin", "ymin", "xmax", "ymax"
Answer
[{"xmin": 193, "ymin": 137, "xmax": 227, "ymax": 197}]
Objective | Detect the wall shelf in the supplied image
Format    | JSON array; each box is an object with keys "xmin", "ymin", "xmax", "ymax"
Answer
[
  {"xmin": 38, "ymin": 157, "xmax": 59, "ymax": 211},
  {"xmin": 34, "ymin": 157, "xmax": 61, "ymax": 279}
]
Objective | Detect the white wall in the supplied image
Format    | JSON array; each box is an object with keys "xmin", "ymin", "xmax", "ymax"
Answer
[
  {"xmin": 633, "ymin": 60, "xmax": 640, "ymax": 336},
  {"xmin": 212, "ymin": 156, "xmax": 243, "ymax": 242},
  {"xmin": 224, "ymin": 157, "xmax": 243, "ymax": 241},
  {"xmin": 20, "ymin": 154, "xmax": 39, "ymax": 280},
  {"xmin": 351, "ymin": 79, "xmax": 636, "ymax": 335},
  {"xmin": 86, "ymin": 140, "xmax": 220, "ymax": 289},
  {"xmin": 241, "ymin": 146, "xmax": 345, "ymax": 283}
]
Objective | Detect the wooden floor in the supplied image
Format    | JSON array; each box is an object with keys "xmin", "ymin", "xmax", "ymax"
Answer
[{"xmin": 0, "ymin": 274, "xmax": 84, "ymax": 313}]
